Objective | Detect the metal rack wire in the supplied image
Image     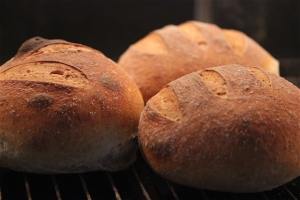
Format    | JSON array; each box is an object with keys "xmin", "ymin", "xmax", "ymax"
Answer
[{"xmin": 0, "ymin": 152, "xmax": 300, "ymax": 200}]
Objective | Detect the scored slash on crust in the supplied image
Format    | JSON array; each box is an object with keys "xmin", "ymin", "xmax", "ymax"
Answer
[
  {"xmin": 244, "ymin": 66, "xmax": 272, "ymax": 88},
  {"xmin": 198, "ymin": 70, "xmax": 227, "ymax": 98},
  {"xmin": 0, "ymin": 62, "xmax": 89, "ymax": 88},
  {"xmin": 149, "ymin": 86, "xmax": 183, "ymax": 122}
]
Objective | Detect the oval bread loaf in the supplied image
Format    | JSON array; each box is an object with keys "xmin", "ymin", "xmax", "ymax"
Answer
[
  {"xmin": 0, "ymin": 37, "xmax": 144, "ymax": 173},
  {"xmin": 138, "ymin": 64, "xmax": 300, "ymax": 193},
  {"xmin": 118, "ymin": 21, "xmax": 280, "ymax": 103}
]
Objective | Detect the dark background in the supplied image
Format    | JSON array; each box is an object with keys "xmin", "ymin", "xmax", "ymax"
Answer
[{"xmin": 0, "ymin": 0, "xmax": 299, "ymax": 83}]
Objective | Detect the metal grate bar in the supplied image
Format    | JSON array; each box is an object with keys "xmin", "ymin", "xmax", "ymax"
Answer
[
  {"xmin": 166, "ymin": 181, "xmax": 180, "ymax": 200},
  {"xmin": 106, "ymin": 172, "xmax": 122, "ymax": 200},
  {"xmin": 283, "ymin": 185, "xmax": 298, "ymax": 200},
  {"xmin": 23, "ymin": 173, "xmax": 32, "ymax": 200},
  {"xmin": 51, "ymin": 175, "xmax": 62, "ymax": 200},
  {"xmin": 79, "ymin": 174, "xmax": 92, "ymax": 200},
  {"xmin": 131, "ymin": 166, "xmax": 151, "ymax": 200},
  {"xmin": 262, "ymin": 193, "xmax": 270, "ymax": 200},
  {"xmin": 198, "ymin": 189, "xmax": 210, "ymax": 200}
]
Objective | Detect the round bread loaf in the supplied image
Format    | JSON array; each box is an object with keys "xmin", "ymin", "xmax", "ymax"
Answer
[
  {"xmin": 0, "ymin": 37, "xmax": 144, "ymax": 173},
  {"xmin": 118, "ymin": 20, "xmax": 280, "ymax": 103},
  {"xmin": 138, "ymin": 64, "xmax": 300, "ymax": 193}
]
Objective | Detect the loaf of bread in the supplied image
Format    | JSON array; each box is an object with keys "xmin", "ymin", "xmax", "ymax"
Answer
[
  {"xmin": 118, "ymin": 20, "xmax": 280, "ymax": 103},
  {"xmin": 138, "ymin": 64, "xmax": 300, "ymax": 193},
  {"xmin": 0, "ymin": 37, "xmax": 144, "ymax": 173}
]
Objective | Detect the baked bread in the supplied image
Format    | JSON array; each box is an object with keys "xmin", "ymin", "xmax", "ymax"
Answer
[
  {"xmin": 118, "ymin": 20, "xmax": 280, "ymax": 103},
  {"xmin": 138, "ymin": 64, "xmax": 300, "ymax": 193},
  {"xmin": 0, "ymin": 37, "xmax": 144, "ymax": 173}
]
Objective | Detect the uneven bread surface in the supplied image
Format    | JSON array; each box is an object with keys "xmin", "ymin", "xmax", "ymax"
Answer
[
  {"xmin": 119, "ymin": 20, "xmax": 279, "ymax": 103},
  {"xmin": 0, "ymin": 37, "xmax": 144, "ymax": 173},
  {"xmin": 139, "ymin": 64, "xmax": 300, "ymax": 193}
]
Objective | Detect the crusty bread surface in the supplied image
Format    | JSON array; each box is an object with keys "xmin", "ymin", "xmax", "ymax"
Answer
[
  {"xmin": 118, "ymin": 21, "xmax": 280, "ymax": 103},
  {"xmin": 0, "ymin": 37, "xmax": 144, "ymax": 173},
  {"xmin": 138, "ymin": 64, "xmax": 300, "ymax": 193}
]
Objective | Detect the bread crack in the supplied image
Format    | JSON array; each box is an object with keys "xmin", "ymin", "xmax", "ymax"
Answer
[
  {"xmin": 244, "ymin": 66, "xmax": 272, "ymax": 88},
  {"xmin": 26, "ymin": 44, "xmax": 94, "ymax": 59},
  {"xmin": 178, "ymin": 23, "xmax": 207, "ymax": 50},
  {"xmin": 222, "ymin": 29, "xmax": 246, "ymax": 55},
  {"xmin": 149, "ymin": 86, "xmax": 183, "ymax": 122},
  {"xmin": 0, "ymin": 62, "xmax": 89, "ymax": 88},
  {"xmin": 198, "ymin": 70, "xmax": 227, "ymax": 98},
  {"xmin": 132, "ymin": 33, "xmax": 168, "ymax": 54}
]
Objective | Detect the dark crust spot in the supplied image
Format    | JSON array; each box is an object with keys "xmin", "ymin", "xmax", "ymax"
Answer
[
  {"xmin": 27, "ymin": 93, "xmax": 54, "ymax": 108},
  {"xmin": 100, "ymin": 73, "xmax": 121, "ymax": 91},
  {"xmin": 15, "ymin": 37, "xmax": 69, "ymax": 59},
  {"xmin": 147, "ymin": 141, "xmax": 172, "ymax": 157},
  {"xmin": 17, "ymin": 37, "xmax": 46, "ymax": 56}
]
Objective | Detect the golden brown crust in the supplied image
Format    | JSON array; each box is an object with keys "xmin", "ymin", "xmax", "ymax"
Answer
[
  {"xmin": 138, "ymin": 64, "xmax": 300, "ymax": 192},
  {"xmin": 0, "ymin": 37, "xmax": 144, "ymax": 173},
  {"xmin": 118, "ymin": 21, "xmax": 279, "ymax": 103}
]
